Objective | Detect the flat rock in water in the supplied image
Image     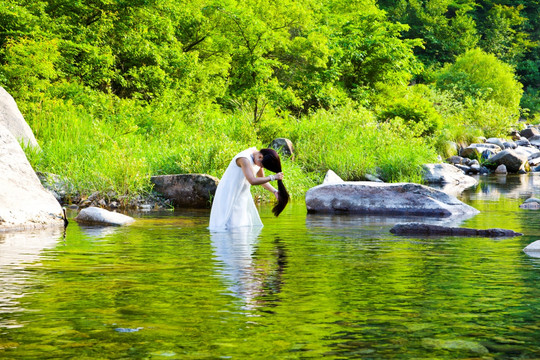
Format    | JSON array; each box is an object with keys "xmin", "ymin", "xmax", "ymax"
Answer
[
  {"xmin": 305, "ymin": 182, "xmax": 479, "ymax": 218},
  {"xmin": 75, "ymin": 207, "xmax": 135, "ymax": 226},
  {"xmin": 0, "ymin": 124, "xmax": 63, "ymax": 231},
  {"xmin": 390, "ymin": 222, "xmax": 522, "ymax": 237},
  {"xmin": 524, "ymin": 240, "xmax": 540, "ymax": 252},
  {"xmin": 520, "ymin": 197, "xmax": 540, "ymax": 210},
  {"xmin": 422, "ymin": 338, "xmax": 489, "ymax": 355}
]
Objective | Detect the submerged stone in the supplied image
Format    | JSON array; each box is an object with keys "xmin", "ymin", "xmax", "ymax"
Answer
[
  {"xmin": 390, "ymin": 222, "xmax": 522, "ymax": 237},
  {"xmin": 422, "ymin": 338, "xmax": 489, "ymax": 355}
]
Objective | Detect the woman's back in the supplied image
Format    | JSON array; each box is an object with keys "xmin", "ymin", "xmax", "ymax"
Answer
[{"xmin": 208, "ymin": 148, "xmax": 263, "ymax": 230}]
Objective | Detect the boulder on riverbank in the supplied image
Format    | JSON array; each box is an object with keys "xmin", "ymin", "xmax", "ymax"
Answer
[
  {"xmin": 0, "ymin": 124, "xmax": 64, "ymax": 231},
  {"xmin": 487, "ymin": 149, "xmax": 528, "ymax": 173},
  {"xmin": 305, "ymin": 182, "xmax": 479, "ymax": 218},
  {"xmin": 390, "ymin": 222, "xmax": 522, "ymax": 237},
  {"xmin": 0, "ymin": 86, "xmax": 39, "ymax": 148},
  {"xmin": 74, "ymin": 207, "xmax": 135, "ymax": 226},
  {"xmin": 422, "ymin": 163, "xmax": 478, "ymax": 195},
  {"xmin": 151, "ymin": 174, "xmax": 219, "ymax": 208},
  {"xmin": 269, "ymin": 138, "xmax": 294, "ymax": 159},
  {"xmin": 460, "ymin": 143, "xmax": 501, "ymax": 159}
]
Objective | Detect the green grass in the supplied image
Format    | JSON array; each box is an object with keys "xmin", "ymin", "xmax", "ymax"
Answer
[{"xmin": 22, "ymin": 86, "xmax": 477, "ymax": 206}]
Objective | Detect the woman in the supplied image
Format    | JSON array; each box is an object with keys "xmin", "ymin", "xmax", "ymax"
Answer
[{"xmin": 209, "ymin": 147, "xmax": 289, "ymax": 230}]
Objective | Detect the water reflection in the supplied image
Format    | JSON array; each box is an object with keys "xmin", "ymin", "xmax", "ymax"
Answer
[
  {"xmin": 463, "ymin": 173, "xmax": 540, "ymax": 201},
  {"xmin": 210, "ymin": 228, "xmax": 288, "ymax": 311},
  {"xmin": 210, "ymin": 227, "xmax": 263, "ymax": 309},
  {"xmin": 77, "ymin": 224, "xmax": 121, "ymax": 238},
  {"xmin": 0, "ymin": 227, "xmax": 63, "ymax": 328},
  {"xmin": 305, "ymin": 213, "xmax": 473, "ymax": 237}
]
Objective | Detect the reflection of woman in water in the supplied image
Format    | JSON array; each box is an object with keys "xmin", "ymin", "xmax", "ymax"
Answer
[
  {"xmin": 210, "ymin": 229, "xmax": 288, "ymax": 310},
  {"xmin": 209, "ymin": 147, "xmax": 289, "ymax": 230}
]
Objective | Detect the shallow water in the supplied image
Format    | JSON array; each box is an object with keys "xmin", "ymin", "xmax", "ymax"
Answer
[{"xmin": 1, "ymin": 174, "xmax": 540, "ymax": 359}]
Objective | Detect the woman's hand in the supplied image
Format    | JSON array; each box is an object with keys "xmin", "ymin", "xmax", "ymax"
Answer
[{"xmin": 274, "ymin": 172, "xmax": 284, "ymax": 181}]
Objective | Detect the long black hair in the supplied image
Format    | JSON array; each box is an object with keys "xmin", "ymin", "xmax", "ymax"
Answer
[{"xmin": 260, "ymin": 148, "xmax": 289, "ymax": 217}]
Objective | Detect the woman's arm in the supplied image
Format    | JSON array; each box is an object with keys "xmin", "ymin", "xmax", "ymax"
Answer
[
  {"xmin": 236, "ymin": 157, "xmax": 283, "ymax": 196},
  {"xmin": 257, "ymin": 167, "xmax": 280, "ymax": 199}
]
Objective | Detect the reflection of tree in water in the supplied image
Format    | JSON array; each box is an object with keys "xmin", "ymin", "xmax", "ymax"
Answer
[{"xmin": 210, "ymin": 230, "xmax": 287, "ymax": 311}]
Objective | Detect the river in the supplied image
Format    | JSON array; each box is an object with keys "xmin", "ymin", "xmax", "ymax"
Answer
[{"xmin": 1, "ymin": 174, "xmax": 540, "ymax": 359}]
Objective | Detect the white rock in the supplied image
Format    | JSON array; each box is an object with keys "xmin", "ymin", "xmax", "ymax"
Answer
[
  {"xmin": 495, "ymin": 164, "xmax": 508, "ymax": 174},
  {"xmin": 75, "ymin": 207, "xmax": 135, "ymax": 226},
  {"xmin": 0, "ymin": 86, "xmax": 39, "ymax": 148},
  {"xmin": 423, "ymin": 163, "xmax": 477, "ymax": 186},
  {"xmin": 0, "ymin": 124, "xmax": 63, "ymax": 230},
  {"xmin": 322, "ymin": 170, "xmax": 344, "ymax": 184},
  {"xmin": 524, "ymin": 240, "xmax": 540, "ymax": 253}
]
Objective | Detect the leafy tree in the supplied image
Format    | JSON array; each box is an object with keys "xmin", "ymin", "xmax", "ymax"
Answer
[
  {"xmin": 379, "ymin": 0, "xmax": 479, "ymax": 65},
  {"xmin": 332, "ymin": 10, "xmax": 424, "ymax": 93},
  {"xmin": 476, "ymin": 4, "xmax": 535, "ymax": 65},
  {"xmin": 436, "ymin": 48, "xmax": 523, "ymax": 110}
]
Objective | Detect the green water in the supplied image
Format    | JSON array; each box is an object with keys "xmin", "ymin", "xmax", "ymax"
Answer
[{"xmin": 2, "ymin": 175, "xmax": 540, "ymax": 359}]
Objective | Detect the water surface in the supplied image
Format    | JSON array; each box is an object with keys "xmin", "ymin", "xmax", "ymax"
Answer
[{"xmin": 1, "ymin": 174, "xmax": 540, "ymax": 359}]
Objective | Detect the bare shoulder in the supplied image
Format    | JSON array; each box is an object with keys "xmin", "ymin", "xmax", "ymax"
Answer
[{"xmin": 235, "ymin": 156, "xmax": 250, "ymax": 168}]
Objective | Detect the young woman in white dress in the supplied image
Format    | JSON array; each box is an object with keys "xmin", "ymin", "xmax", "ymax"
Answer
[{"xmin": 208, "ymin": 147, "xmax": 289, "ymax": 230}]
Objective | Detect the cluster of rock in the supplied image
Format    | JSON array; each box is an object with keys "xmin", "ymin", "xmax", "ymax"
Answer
[{"xmin": 445, "ymin": 128, "xmax": 540, "ymax": 175}]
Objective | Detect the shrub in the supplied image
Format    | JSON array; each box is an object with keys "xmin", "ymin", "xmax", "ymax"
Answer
[{"xmin": 436, "ymin": 48, "xmax": 523, "ymax": 110}]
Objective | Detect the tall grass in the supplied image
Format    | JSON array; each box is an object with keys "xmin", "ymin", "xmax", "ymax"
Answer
[
  {"xmin": 21, "ymin": 85, "xmax": 462, "ymax": 205},
  {"xmin": 291, "ymin": 104, "xmax": 438, "ymax": 182}
]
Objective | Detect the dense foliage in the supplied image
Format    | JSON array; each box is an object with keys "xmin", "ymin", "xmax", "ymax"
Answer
[{"xmin": 0, "ymin": 0, "xmax": 536, "ymax": 202}]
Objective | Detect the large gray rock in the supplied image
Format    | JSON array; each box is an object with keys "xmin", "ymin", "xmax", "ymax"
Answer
[
  {"xmin": 460, "ymin": 143, "xmax": 501, "ymax": 159},
  {"xmin": 528, "ymin": 135, "xmax": 540, "ymax": 147},
  {"xmin": 74, "ymin": 207, "xmax": 135, "ymax": 226},
  {"xmin": 422, "ymin": 163, "xmax": 477, "ymax": 186},
  {"xmin": 0, "ymin": 86, "xmax": 39, "ymax": 148},
  {"xmin": 269, "ymin": 138, "xmax": 294, "ymax": 159},
  {"xmin": 305, "ymin": 182, "xmax": 479, "ymax": 218},
  {"xmin": 0, "ymin": 124, "xmax": 63, "ymax": 231},
  {"xmin": 527, "ymin": 151, "xmax": 540, "ymax": 167},
  {"xmin": 488, "ymin": 149, "xmax": 528, "ymax": 173},
  {"xmin": 514, "ymin": 146, "xmax": 539, "ymax": 159},
  {"xmin": 151, "ymin": 174, "xmax": 219, "ymax": 208},
  {"xmin": 520, "ymin": 127, "xmax": 540, "ymax": 139},
  {"xmin": 390, "ymin": 222, "xmax": 522, "ymax": 237},
  {"xmin": 485, "ymin": 137, "xmax": 505, "ymax": 149},
  {"xmin": 422, "ymin": 163, "xmax": 478, "ymax": 195}
]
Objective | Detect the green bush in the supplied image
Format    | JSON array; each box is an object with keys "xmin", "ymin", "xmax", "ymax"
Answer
[
  {"xmin": 436, "ymin": 48, "xmax": 523, "ymax": 110},
  {"xmin": 376, "ymin": 84, "xmax": 443, "ymax": 136}
]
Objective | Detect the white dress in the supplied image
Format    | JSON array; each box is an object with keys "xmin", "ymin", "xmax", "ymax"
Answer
[{"xmin": 208, "ymin": 147, "xmax": 263, "ymax": 230}]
